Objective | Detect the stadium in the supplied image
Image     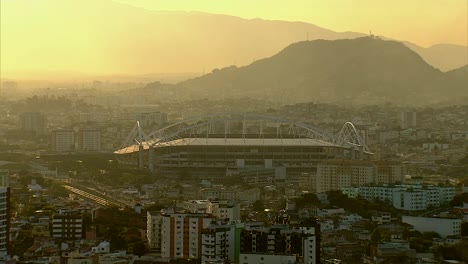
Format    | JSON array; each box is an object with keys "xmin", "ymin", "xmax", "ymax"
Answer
[{"xmin": 115, "ymin": 112, "xmax": 372, "ymax": 179}]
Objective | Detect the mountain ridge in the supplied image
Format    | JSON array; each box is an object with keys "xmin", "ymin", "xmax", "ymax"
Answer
[
  {"xmin": 2, "ymin": 0, "xmax": 466, "ymax": 78},
  {"xmin": 169, "ymin": 37, "xmax": 466, "ymax": 105}
]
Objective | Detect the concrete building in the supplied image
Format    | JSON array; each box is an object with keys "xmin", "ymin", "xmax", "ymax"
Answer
[
  {"xmin": 0, "ymin": 171, "xmax": 10, "ymax": 261},
  {"xmin": 201, "ymin": 225, "xmax": 235, "ymax": 264},
  {"xmin": 91, "ymin": 241, "xmax": 110, "ymax": 254},
  {"xmin": 343, "ymin": 184, "xmax": 455, "ymax": 211},
  {"xmin": 51, "ymin": 213, "xmax": 83, "ymax": 239},
  {"xmin": 147, "ymin": 211, "xmax": 162, "ymax": 252},
  {"xmin": 402, "ymin": 216, "xmax": 462, "ymax": 237},
  {"xmin": 206, "ymin": 200, "xmax": 240, "ymax": 222},
  {"xmin": 316, "ymin": 160, "xmax": 403, "ymax": 193},
  {"xmin": 160, "ymin": 213, "xmax": 214, "ymax": 259},
  {"xmin": 240, "ymin": 220, "xmax": 321, "ymax": 264},
  {"xmin": 179, "ymin": 199, "xmax": 240, "ymax": 222},
  {"xmin": 401, "ymin": 111, "xmax": 417, "ymax": 129},
  {"xmin": 51, "ymin": 129, "xmax": 75, "ymax": 152},
  {"xmin": 77, "ymin": 129, "xmax": 101, "ymax": 152},
  {"xmin": 19, "ymin": 112, "xmax": 47, "ymax": 134},
  {"xmin": 200, "ymin": 187, "xmax": 261, "ymax": 205}
]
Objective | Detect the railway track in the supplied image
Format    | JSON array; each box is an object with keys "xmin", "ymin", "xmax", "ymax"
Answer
[{"xmin": 63, "ymin": 184, "xmax": 129, "ymax": 208}]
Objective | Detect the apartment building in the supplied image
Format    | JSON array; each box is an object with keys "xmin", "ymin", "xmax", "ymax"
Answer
[
  {"xmin": 77, "ymin": 129, "xmax": 101, "ymax": 152},
  {"xmin": 402, "ymin": 216, "xmax": 461, "ymax": 237},
  {"xmin": 316, "ymin": 160, "xmax": 403, "ymax": 193},
  {"xmin": 51, "ymin": 129, "xmax": 75, "ymax": 152},
  {"xmin": 51, "ymin": 213, "xmax": 83, "ymax": 239},
  {"xmin": 160, "ymin": 213, "xmax": 214, "ymax": 259},
  {"xmin": 343, "ymin": 184, "xmax": 455, "ymax": 211}
]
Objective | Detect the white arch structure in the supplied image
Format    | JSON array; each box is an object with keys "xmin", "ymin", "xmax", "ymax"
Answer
[{"xmin": 115, "ymin": 112, "xmax": 371, "ymax": 170}]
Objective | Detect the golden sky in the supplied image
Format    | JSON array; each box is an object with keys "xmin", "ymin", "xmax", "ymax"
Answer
[
  {"xmin": 1, "ymin": 0, "xmax": 467, "ymax": 77},
  {"xmin": 115, "ymin": 0, "xmax": 468, "ymax": 47}
]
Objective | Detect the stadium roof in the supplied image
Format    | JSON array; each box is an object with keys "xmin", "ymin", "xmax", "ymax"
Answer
[{"xmin": 115, "ymin": 137, "xmax": 341, "ymax": 154}]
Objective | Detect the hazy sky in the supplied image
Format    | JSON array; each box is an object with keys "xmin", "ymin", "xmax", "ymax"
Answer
[
  {"xmin": 1, "ymin": 0, "xmax": 467, "ymax": 78},
  {"xmin": 114, "ymin": 0, "xmax": 468, "ymax": 47}
]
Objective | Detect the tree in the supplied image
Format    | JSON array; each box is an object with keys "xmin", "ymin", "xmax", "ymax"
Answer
[
  {"xmin": 129, "ymin": 241, "xmax": 146, "ymax": 257},
  {"xmin": 294, "ymin": 193, "xmax": 321, "ymax": 209},
  {"xmin": 449, "ymin": 193, "xmax": 468, "ymax": 207},
  {"xmin": 252, "ymin": 200, "xmax": 265, "ymax": 212},
  {"xmin": 370, "ymin": 228, "xmax": 381, "ymax": 245},
  {"xmin": 462, "ymin": 222, "xmax": 468, "ymax": 237}
]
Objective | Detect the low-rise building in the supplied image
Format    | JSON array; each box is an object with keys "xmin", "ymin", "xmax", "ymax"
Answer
[
  {"xmin": 343, "ymin": 184, "xmax": 455, "ymax": 211},
  {"xmin": 402, "ymin": 216, "xmax": 462, "ymax": 238}
]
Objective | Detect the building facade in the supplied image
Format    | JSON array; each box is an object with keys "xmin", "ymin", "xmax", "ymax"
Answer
[
  {"xmin": 147, "ymin": 211, "xmax": 162, "ymax": 252},
  {"xmin": 51, "ymin": 129, "xmax": 75, "ymax": 152},
  {"xmin": 19, "ymin": 112, "xmax": 47, "ymax": 134},
  {"xmin": 240, "ymin": 220, "xmax": 320, "ymax": 264},
  {"xmin": 343, "ymin": 184, "xmax": 455, "ymax": 211},
  {"xmin": 201, "ymin": 225, "xmax": 234, "ymax": 264},
  {"xmin": 0, "ymin": 171, "xmax": 10, "ymax": 261},
  {"xmin": 51, "ymin": 213, "xmax": 83, "ymax": 239},
  {"xmin": 401, "ymin": 216, "xmax": 462, "ymax": 237},
  {"xmin": 316, "ymin": 160, "xmax": 403, "ymax": 193},
  {"xmin": 160, "ymin": 213, "xmax": 214, "ymax": 259},
  {"xmin": 77, "ymin": 129, "xmax": 101, "ymax": 152}
]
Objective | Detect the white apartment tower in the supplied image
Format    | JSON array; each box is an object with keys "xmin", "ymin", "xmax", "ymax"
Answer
[{"xmin": 147, "ymin": 211, "xmax": 163, "ymax": 252}]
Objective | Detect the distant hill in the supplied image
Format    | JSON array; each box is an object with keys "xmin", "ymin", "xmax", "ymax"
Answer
[
  {"xmin": 403, "ymin": 43, "xmax": 468, "ymax": 72},
  {"xmin": 174, "ymin": 37, "xmax": 467, "ymax": 105},
  {"xmin": 443, "ymin": 65, "xmax": 468, "ymax": 96},
  {"xmin": 2, "ymin": 0, "xmax": 466, "ymax": 78}
]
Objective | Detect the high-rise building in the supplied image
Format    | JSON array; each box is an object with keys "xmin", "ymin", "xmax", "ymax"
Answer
[
  {"xmin": 77, "ymin": 129, "xmax": 101, "ymax": 152},
  {"xmin": 160, "ymin": 213, "xmax": 214, "ymax": 259},
  {"xmin": 315, "ymin": 160, "xmax": 403, "ymax": 193},
  {"xmin": 0, "ymin": 170, "xmax": 10, "ymax": 261},
  {"xmin": 19, "ymin": 112, "xmax": 47, "ymax": 135},
  {"xmin": 51, "ymin": 129, "xmax": 75, "ymax": 152},
  {"xmin": 147, "ymin": 211, "xmax": 163, "ymax": 252},
  {"xmin": 201, "ymin": 225, "xmax": 236, "ymax": 264},
  {"xmin": 401, "ymin": 111, "xmax": 417, "ymax": 129}
]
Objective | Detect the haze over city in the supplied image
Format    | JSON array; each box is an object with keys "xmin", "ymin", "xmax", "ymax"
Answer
[{"xmin": 1, "ymin": 0, "xmax": 467, "ymax": 79}]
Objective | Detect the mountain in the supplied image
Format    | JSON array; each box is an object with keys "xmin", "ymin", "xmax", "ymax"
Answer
[
  {"xmin": 403, "ymin": 43, "xmax": 468, "ymax": 72},
  {"xmin": 174, "ymin": 37, "xmax": 466, "ymax": 105},
  {"xmin": 1, "ymin": 0, "xmax": 363, "ymax": 77},
  {"xmin": 443, "ymin": 65, "xmax": 468, "ymax": 95},
  {"xmin": 2, "ymin": 0, "xmax": 466, "ymax": 78}
]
